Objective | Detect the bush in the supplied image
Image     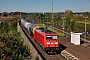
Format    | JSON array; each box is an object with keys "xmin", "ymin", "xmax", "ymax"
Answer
[{"xmin": 0, "ymin": 18, "xmax": 31, "ymax": 60}]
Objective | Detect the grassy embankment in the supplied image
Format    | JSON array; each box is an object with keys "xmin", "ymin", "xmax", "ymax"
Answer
[{"xmin": 37, "ymin": 24, "xmax": 66, "ymax": 37}]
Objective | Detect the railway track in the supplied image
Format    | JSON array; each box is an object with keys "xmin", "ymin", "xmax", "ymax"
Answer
[
  {"xmin": 49, "ymin": 54, "xmax": 64, "ymax": 60},
  {"xmin": 20, "ymin": 24, "xmax": 51, "ymax": 60},
  {"xmin": 20, "ymin": 23, "xmax": 66, "ymax": 60}
]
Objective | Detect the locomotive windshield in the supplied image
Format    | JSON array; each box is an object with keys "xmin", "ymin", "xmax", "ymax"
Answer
[{"xmin": 46, "ymin": 36, "xmax": 57, "ymax": 40}]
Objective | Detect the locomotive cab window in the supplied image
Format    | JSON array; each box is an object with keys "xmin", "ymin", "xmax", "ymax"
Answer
[{"xmin": 46, "ymin": 36, "xmax": 57, "ymax": 40}]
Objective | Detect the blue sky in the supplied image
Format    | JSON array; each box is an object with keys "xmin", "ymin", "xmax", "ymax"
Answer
[{"xmin": 0, "ymin": 0, "xmax": 90, "ymax": 13}]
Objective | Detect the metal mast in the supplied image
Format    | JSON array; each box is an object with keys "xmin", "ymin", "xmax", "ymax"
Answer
[
  {"xmin": 84, "ymin": 16, "xmax": 88, "ymax": 40},
  {"xmin": 52, "ymin": 2, "xmax": 53, "ymax": 27}
]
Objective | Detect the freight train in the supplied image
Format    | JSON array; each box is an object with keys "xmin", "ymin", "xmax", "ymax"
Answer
[{"xmin": 21, "ymin": 19, "xmax": 60, "ymax": 53}]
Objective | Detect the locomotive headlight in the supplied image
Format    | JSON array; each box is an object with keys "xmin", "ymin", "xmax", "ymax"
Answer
[
  {"xmin": 51, "ymin": 42, "xmax": 54, "ymax": 44},
  {"xmin": 55, "ymin": 42, "xmax": 58, "ymax": 44},
  {"xmin": 46, "ymin": 42, "xmax": 50, "ymax": 44}
]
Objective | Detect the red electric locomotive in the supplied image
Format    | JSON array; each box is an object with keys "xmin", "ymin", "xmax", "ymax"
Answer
[{"xmin": 34, "ymin": 28, "xmax": 60, "ymax": 53}]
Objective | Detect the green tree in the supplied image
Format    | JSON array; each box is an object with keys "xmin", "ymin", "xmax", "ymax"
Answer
[
  {"xmin": 0, "ymin": 18, "xmax": 32, "ymax": 60},
  {"xmin": 71, "ymin": 20, "xmax": 75, "ymax": 31},
  {"xmin": 65, "ymin": 17, "xmax": 71, "ymax": 31},
  {"xmin": 56, "ymin": 16, "xmax": 62, "ymax": 26},
  {"xmin": 64, "ymin": 10, "xmax": 73, "ymax": 18},
  {"xmin": 3, "ymin": 12, "xmax": 8, "ymax": 17},
  {"xmin": 0, "ymin": 34, "xmax": 31, "ymax": 60}
]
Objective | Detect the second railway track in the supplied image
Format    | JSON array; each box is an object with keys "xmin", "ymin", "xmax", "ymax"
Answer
[{"xmin": 50, "ymin": 25, "xmax": 90, "ymax": 43}]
